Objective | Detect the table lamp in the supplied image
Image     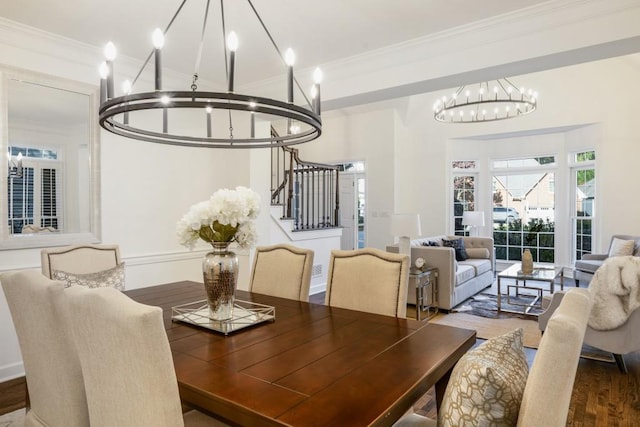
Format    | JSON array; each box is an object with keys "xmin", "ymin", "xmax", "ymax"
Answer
[
  {"xmin": 462, "ymin": 211, "xmax": 485, "ymax": 236},
  {"xmin": 390, "ymin": 213, "xmax": 422, "ymax": 256}
]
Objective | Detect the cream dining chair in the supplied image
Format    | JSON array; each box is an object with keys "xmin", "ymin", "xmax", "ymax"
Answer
[
  {"xmin": 249, "ymin": 244, "xmax": 314, "ymax": 301},
  {"xmin": 325, "ymin": 248, "xmax": 409, "ymax": 318},
  {"xmin": 41, "ymin": 244, "xmax": 125, "ymax": 289},
  {"xmin": 1, "ymin": 270, "xmax": 90, "ymax": 427},
  {"xmin": 62, "ymin": 285, "xmax": 228, "ymax": 426},
  {"xmin": 41, "ymin": 244, "xmax": 122, "ymax": 278},
  {"xmin": 395, "ymin": 288, "xmax": 592, "ymax": 427}
]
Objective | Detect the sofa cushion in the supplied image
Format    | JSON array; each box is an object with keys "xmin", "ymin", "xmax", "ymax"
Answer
[
  {"xmin": 438, "ymin": 328, "xmax": 529, "ymax": 427},
  {"xmin": 442, "ymin": 238, "xmax": 468, "ymax": 261},
  {"xmin": 574, "ymin": 259, "xmax": 602, "ymax": 274},
  {"xmin": 465, "ymin": 247, "xmax": 490, "ymax": 259},
  {"xmin": 609, "ymin": 237, "xmax": 635, "ymax": 257},
  {"xmin": 459, "ymin": 259, "xmax": 492, "ymax": 276},
  {"xmin": 455, "ymin": 264, "xmax": 476, "ymax": 286}
]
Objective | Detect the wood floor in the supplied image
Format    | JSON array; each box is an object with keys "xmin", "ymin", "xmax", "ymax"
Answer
[
  {"xmin": 0, "ymin": 376, "xmax": 26, "ymax": 416},
  {"xmin": 2, "ymin": 297, "xmax": 639, "ymax": 426}
]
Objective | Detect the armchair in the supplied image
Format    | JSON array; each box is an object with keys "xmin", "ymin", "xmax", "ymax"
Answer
[
  {"xmin": 574, "ymin": 234, "xmax": 640, "ymax": 286},
  {"xmin": 540, "ymin": 292, "xmax": 640, "ymax": 373},
  {"xmin": 542, "ymin": 255, "xmax": 640, "ymax": 373}
]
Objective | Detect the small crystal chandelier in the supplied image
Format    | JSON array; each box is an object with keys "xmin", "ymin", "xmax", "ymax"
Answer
[
  {"xmin": 433, "ymin": 78, "xmax": 537, "ymax": 123},
  {"xmin": 98, "ymin": 0, "xmax": 322, "ymax": 148}
]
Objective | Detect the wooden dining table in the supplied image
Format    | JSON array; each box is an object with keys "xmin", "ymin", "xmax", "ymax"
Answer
[{"xmin": 125, "ymin": 281, "xmax": 476, "ymax": 427}]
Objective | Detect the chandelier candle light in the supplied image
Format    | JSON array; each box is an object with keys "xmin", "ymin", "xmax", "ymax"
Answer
[
  {"xmin": 434, "ymin": 78, "xmax": 537, "ymax": 123},
  {"xmin": 98, "ymin": 0, "xmax": 322, "ymax": 148},
  {"xmin": 177, "ymin": 186, "xmax": 260, "ymax": 320}
]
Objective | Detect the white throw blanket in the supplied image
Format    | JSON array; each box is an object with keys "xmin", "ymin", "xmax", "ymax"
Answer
[{"xmin": 587, "ymin": 255, "xmax": 640, "ymax": 330}]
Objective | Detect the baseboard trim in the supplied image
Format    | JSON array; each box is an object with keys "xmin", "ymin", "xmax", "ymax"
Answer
[
  {"xmin": 0, "ymin": 363, "xmax": 25, "ymax": 384},
  {"xmin": 309, "ymin": 282, "xmax": 326, "ymax": 296}
]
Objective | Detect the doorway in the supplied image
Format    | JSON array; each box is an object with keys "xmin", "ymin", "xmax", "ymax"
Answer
[{"xmin": 337, "ymin": 162, "xmax": 366, "ymax": 250}]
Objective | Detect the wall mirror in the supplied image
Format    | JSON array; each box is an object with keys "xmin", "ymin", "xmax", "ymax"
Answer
[{"xmin": 0, "ymin": 66, "xmax": 100, "ymax": 250}]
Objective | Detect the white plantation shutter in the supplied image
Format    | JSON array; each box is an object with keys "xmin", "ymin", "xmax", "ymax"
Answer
[
  {"xmin": 8, "ymin": 167, "xmax": 35, "ymax": 234},
  {"xmin": 7, "ymin": 164, "xmax": 62, "ymax": 234},
  {"xmin": 41, "ymin": 167, "xmax": 60, "ymax": 229}
]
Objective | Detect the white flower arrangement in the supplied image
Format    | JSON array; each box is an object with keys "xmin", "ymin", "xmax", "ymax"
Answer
[{"xmin": 177, "ymin": 186, "xmax": 261, "ymax": 250}]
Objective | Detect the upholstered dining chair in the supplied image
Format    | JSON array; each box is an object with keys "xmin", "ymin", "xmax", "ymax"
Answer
[
  {"xmin": 325, "ymin": 247, "xmax": 409, "ymax": 318},
  {"xmin": 394, "ymin": 288, "xmax": 592, "ymax": 427},
  {"xmin": 62, "ymin": 285, "xmax": 228, "ymax": 426},
  {"xmin": 1, "ymin": 270, "xmax": 89, "ymax": 427},
  {"xmin": 249, "ymin": 243, "xmax": 314, "ymax": 301},
  {"xmin": 41, "ymin": 244, "xmax": 125, "ymax": 289}
]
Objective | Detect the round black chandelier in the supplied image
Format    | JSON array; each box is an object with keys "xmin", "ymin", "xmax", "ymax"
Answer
[
  {"xmin": 433, "ymin": 78, "xmax": 537, "ymax": 124},
  {"xmin": 98, "ymin": 0, "xmax": 322, "ymax": 148}
]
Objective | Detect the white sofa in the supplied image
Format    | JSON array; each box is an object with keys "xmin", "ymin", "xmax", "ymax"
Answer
[{"xmin": 387, "ymin": 235, "xmax": 494, "ymax": 310}]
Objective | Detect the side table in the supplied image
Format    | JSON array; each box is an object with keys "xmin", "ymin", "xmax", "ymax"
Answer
[{"xmin": 409, "ymin": 267, "xmax": 438, "ymax": 321}]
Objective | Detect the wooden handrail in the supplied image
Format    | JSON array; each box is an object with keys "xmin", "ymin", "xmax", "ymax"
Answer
[{"xmin": 270, "ymin": 128, "xmax": 340, "ymax": 230}]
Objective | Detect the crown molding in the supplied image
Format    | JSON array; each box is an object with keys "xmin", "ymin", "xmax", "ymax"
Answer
[
  {"xmin": 0, "ymin": 17, "xmax": 199, "ymax": 91},
  {"xmin": 244, "ymin": 0, "xmax": 640, "ymax": 110}
]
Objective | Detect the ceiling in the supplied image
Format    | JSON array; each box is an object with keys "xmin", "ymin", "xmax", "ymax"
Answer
[{"xmin": 0, "ymin": 0, "xmax": 549, "ymax": 86}]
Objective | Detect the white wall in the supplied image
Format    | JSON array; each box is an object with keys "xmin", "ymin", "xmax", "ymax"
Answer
[
  {"xmin": 0, "ymin": 24, "xmax": 258, "ymax": 381},
  {"xmin": 298, "ymin": 56, "xmax": 640, "ymax": 267},
  {"xmin": 298, "ymin": 108, "xmax": 396, "ymax": 249}
]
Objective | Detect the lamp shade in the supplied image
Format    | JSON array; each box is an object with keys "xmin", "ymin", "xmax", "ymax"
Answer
[
  {"xmin": 462, "ymin": 211, "xmax": 485, "ymax": 227},
  {"xmin": 390, "ymin": 213, "xmax": 422, "ymax": 238}
]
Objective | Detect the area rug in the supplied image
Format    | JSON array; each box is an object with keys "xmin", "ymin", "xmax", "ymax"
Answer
[
  {"xmin": 452, "ymin": 292, "xmax": 545, "ymax": 319},
  {"xmin": 430, "ymin": 312, "xmax": 542, "ymax": 349}
]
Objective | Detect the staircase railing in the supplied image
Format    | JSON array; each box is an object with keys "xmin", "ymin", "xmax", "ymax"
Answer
[{"xmin": 271, "ymin": 132, "xmax": 340, "ymax": 231}]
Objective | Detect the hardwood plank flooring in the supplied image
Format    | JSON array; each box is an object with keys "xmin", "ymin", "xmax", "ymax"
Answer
[
  {"xmin": 2, "ymin": 295, "xmax": 638, "ymax": 425},
  {"xmin": 0, "ymin": 376, "xmax": 26, "ymax": 416}
]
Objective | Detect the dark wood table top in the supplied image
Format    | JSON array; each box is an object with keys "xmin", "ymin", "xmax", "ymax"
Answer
[{"xmin": 125, "ymin": 281, "xmax": 476, "ymax": 427}]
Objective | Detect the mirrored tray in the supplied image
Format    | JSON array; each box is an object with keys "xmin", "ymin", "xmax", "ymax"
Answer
[{"xmin": 171, "ymin": 299, "xmax": 275, "ymax": 335}]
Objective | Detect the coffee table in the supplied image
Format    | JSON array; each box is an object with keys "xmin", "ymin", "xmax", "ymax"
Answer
[{"xmin": 497, "ymin": 263, "xmax": 564, "ymax": 315}]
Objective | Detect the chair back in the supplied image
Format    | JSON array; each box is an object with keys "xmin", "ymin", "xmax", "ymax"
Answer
[
  {"xmin": 325, "ymin": 248, "xmax": 409, "ymax": 318},
  {"xmin": 249, "ymin": 244, "xmax": 314, "ymax": 301},
  {"xmin": 517, "ymin": 288, "xmax": 592, "ymax": 427},
  {"xmin": 41, "ymin": 244, "xmax": 121, "ymax": 278},
  {"xmin": 1, "ymin": 270, "xmax": 89, "ymax": 427},
  {"xmin": 64, "ymin": 285, "xmax": 185, "ymax": 427}
]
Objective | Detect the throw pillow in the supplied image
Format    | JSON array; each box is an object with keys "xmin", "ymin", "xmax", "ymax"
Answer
[
  {"xmin": 421, "ymin": 241, "xmax": 440, "ymax": 247},
  {"xmin": 465, "ymin": 247, "xmax": 490, "ymax": 259},
  {"xmin": 442, "ymin": 238, "xmax": 468, "ymax": 261},
  {"xmin": 438, "ymin": 328, "xmax": 529, "ymax": 427},
  {"xmin": 608, "ymin": 238, "xmax": 635, "ymax": 257},
  {"xmin": 52, "ymin": 262, "xmax": 126, "ymax": 291}
]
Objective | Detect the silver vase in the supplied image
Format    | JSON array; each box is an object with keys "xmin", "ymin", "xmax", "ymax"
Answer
[{"xmin": 202, "ymin": 242, "xmax": 238, "ymax": 320}]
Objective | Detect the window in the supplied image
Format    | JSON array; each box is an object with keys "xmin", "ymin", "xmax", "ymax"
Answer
[
  {"xmin": 452, "ymin": 161, "xmax": 477, "ymax": 236},
  {"xmin": 492, "ymin": 156, "xmax": 555, "ymax": 263},
  {"xmin": 7, "ymin": 146, "xmax": 62, "ymax": 235},
  {"xmin": 451, "ymin": 142, "xmax": 597, "ymax": 269},
  {"xmin": 571, "ymin": 150, "xmax": 596, "ymax": 262}
]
